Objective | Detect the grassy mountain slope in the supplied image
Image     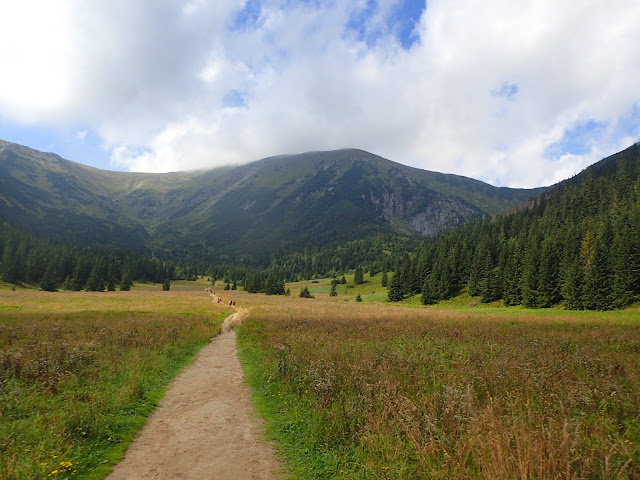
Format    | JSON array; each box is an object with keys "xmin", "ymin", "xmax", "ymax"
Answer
[
  {"xmin": 0, "ymin": 140, "xmax": 544, "ymax": 259},
  {"xmin": 0, "ymin": 142, "xmax": 150, "ymax": 251}
]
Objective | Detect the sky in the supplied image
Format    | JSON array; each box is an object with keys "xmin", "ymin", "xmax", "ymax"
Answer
[{"xmin": 1, "ymin": 0, "xmax": 639, "ymax": 188}]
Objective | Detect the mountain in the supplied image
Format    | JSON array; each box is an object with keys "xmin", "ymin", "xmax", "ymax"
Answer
[
  {"xmin": 389, "ymin": 142, "xmax": 640, "ymax": 310},
  {"xmin": 0, "ymin": 139, "xmax": 544, "ymax": 259}
]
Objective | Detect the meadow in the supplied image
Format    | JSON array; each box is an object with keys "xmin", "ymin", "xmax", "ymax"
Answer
[
  {"xmin": 0, "ymin": 280, "xmax": 230, "ymax": 479},
  {"xmin": 2, "ymin": 274, "xmax": 639, "ymax": 479},
  {"xmin": 237, "ymin": 278, "xmax": 640, "ymax": 479}
]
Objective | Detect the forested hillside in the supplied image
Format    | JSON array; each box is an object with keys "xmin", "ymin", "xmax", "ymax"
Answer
[
  {"xmin": 3, "ymin": 138, "xmax": 640, "ymax": 311},
  {"xmin": 388, "ymin": 143, "xmax": 640, "ymax": 310},
  {"xmin": 0, "ymin": 221, "xmax": 196, "ymax": 291}
]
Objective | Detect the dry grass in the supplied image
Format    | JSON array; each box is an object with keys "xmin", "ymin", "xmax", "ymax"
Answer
[
  {"xmin": 237, "ymin": 293, "xmax": 640, "ymax": 479},
  {"xmin": 3, "ymin": 282, "xmax": 639, "ymax": 479},
  {"xmin": 0, "ymin": 280, "xmax": 230, "ymax": 479}
]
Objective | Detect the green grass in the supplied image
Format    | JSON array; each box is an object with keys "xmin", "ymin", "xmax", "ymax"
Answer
[
  {"xmin": 0, "ymin": 286, "xmax": 230, "ymax": 479},
  {"xmin": 289, "ymin": 272, "xmax": 389, "ymax": 303},
  {"xmin": 237, "ymin": 299, "xmax": 640, "ymax": 479}
]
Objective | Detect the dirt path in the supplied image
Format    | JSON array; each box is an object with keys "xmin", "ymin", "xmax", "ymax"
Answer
[{"xmin": 106, "ymin": 308, "xmax": 282, "ymax": 480}]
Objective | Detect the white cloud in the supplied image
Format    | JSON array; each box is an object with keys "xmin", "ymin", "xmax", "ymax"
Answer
[{"xmin": 1, "ymin": 0, "xmax": 639, "ymax": 187}]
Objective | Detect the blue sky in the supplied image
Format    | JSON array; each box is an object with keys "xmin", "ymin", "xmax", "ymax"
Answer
[{"xmin": 1, "ymin": 0, "xmax": 639, "ymax": 187}]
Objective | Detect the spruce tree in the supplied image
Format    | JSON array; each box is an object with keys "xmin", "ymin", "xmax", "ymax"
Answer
[
  {"xmin": 561, "ymin": 256, "xmax": 583, "ymax": 309},
  {"xmin": 162, "ymin": 279, "xmax": 171, "ymax": 291},
  {"xmin": 502, "ymin": 239, "xmax": 522, "ymax": 306},
  {"xmin": 581, "ymin": 223, "xmax": 613, "ymax": 310},
  {"xmin": 1, "ymin": 240, "xmax": 21, "ymax": 284},
  {"xmin": 387, "ymin": 272, "xmax": 403, "ymax": 302},
  {"xmin": 120, "ymin": 272, "xmax": 133, "ymax": 291},
  {"xmin": 481, "ymin": 267, "xmax": 502, "ymax": 303},
  {"xmin": 381, "ymin": 270, "xmax": 388, "ymax": 287},
  {"xmin": 537, "ymin": 236, "xmax": 560, "ymax": 307},
  {"xmin": 467, "ymin": 254, "xmax": 482, "ymax": 297},
  {"xmin": 354, "ymin": 266, "xmax": 364, "ymax": 285},
  {"xmin": 521, "ymin": 233, "xmax": 540, "ymax": 308},
  {"xmin": 421, "ymin": 277, "xmax": 436, "ymax": 305},
  {"xmin": 63, "ymin": 275, "xmax": 73, "ymax": 291},
  {"xmin": 611, "ymin": 215, "xmax": 640, "ymax": 308},
  {"xmin": 299, "ymin": 286, "xmax": 313, "ymax": 298},
  {"xmin": 39, "ymin": 265, "xmax": 57, "ymax": 292},
  {"xmin": 330, "ymin": 279, "xmax": 338, "ymax": 296}
]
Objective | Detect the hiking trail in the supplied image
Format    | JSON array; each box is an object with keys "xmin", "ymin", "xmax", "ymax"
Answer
[{"xmin": 106, "ymin": 307, "xmax": 281, "ymax": 479}]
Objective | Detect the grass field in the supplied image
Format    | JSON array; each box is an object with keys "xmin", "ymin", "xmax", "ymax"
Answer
[
  {"xmin": 0, "ymin": 279, "xmax": 231, "ymax": 479},
  {"xmin": 237, "ymin": 285, "xmax": 640, "ymax": 479},
  {"xmin": 2, "ymin": 276, "xmax": 640, "ymax": 479}
]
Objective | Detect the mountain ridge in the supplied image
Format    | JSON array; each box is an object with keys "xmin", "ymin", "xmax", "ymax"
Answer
[{"xmin": 0, "ymin": 139, "xmax": 544, "ymax": 259}]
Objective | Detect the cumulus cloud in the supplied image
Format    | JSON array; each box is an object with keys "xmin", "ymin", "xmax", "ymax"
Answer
[{"xmin": 1, "ymin": 0, "xmax": 639, "ymax": 186}]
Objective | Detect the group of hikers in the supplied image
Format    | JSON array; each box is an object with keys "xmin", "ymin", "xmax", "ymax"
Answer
[{"xmin": 205, "ymin": 287, "xmax": 235, "ymax": 306}]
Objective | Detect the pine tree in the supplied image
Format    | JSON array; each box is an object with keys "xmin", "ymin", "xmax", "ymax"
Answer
[
  {"xmin": 467, "ymin": 254, "xmax": 482, "ymax": 297},
  {"xmin": 502, "ymin": 239, "xmax": 522, "ymax": 306},
  {"xmin": 561, "ymin": 256, "xmax": 583, "ymax": 309},
  {"xmin": 381, "ymin": 270, "xmax": 388, "ymax": 287},
  {"xmin": 85, "ymin": 269, "xmax": 104, "ymax": 291},
  {"xmin": 1, "ymin": 239, "xmax": 21, "ymax": 284},
  {"xmin": 120, "ymin": 272, "xmax": 133, "ymax": 291},
  {"xmin": 265, "ymin": 272, "xmax": 285, "ymax": 295},
  {"xmin": 521, "ymin": 233, "xmax": 540, "ymax": 308},
  {"xmin": 39, "ymin": 265, "xmax": 58, "ymax": 292},
  {"xmin": 537, "ymin": 236, "xmax": 560, "ymax": 307},
  {"xmin": 611, "ymin": 214, "xmax": 640, "ymax": 308},
  {"xmin": 581, "ymin": 222, "xmax": 613, "ymax": 310},
  {"xmin": 354, "ymin": 266, "xmax": 364, "ymax": 285},
  {"xmin": 481, "ymin": 267, "xmax": 502, "ymax": 303},
  {"xmin": 162, "ymin": 279, "xmax": 171, "ymax": 291},
  {"xmin": 246, "ymin": 271, "xmax": 262, "ymax": 293},
  {"xmin": 421, "ymin": 276, "xmax": 436, "ymax": 305},
  {"xmin": 387, "ymin": 272, "xmax": 403, "ymax": 302},
  {"xmin": 299, "ymin": 286, "xmax": 314, "ymax": 298},
  {"xmin": 430, "ymin": 257, "xmax": 452, "ymax": 300},
  {"xmin": 330, "ymin": 279, "xmax": 338, "ymax": 296},
  {"xmin": 85, "ymin": 259, "xmax": 105, "ymax": 292}
]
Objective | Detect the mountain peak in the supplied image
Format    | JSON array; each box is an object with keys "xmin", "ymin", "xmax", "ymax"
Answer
[{"xmin": 0, "ymin": 139, "xmax": 544, "ymax": 259}]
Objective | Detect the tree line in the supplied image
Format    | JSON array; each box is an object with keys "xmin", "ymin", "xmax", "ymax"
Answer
[
  {"xmin": 388, "ymin": 144, "xmax": 640, "ymax": 310},
  {"xmin": 5, "ymin": 142, "xmax": 638, "ymax": 309},
  {"xmin": 0, "ymin": 220, "xmax": 196, "ymax": 291},
  {"xmin": 199, "ymin": 234, "xmax": 417, "ymax": 294}
]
